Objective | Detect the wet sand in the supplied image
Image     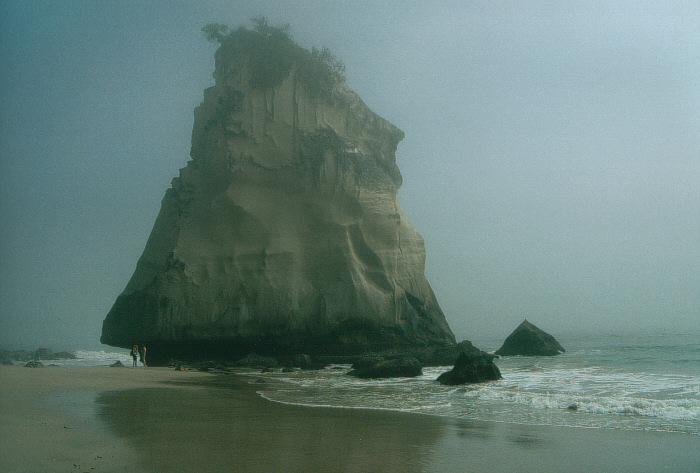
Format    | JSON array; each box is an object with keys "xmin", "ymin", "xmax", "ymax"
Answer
[
  {"xmin": 0, "ymin": 365, "xmax": 211, "ymax": 473},
  {"xmin": 1, "ymin": 365, "xmax": 698, "ymax": 472}
]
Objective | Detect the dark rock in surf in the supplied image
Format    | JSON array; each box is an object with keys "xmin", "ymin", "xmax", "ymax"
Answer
[
  {"xmin": 437, "ymin": 351, "xmax": 502, "ymax": 385},
  {"xmin": 350, "ymin": 355, "xmax": 386, "ymax": 370},
  {"xmin": 495, "ymin": 320, "xmax": 565, "ymax": 356},
  {"xmin": 421, "ymin": 340, "xmax": 496, "ymax": 366},
  {"xmin": 348, "ymin": 357, "xmax": 422, "ymax": 378}
]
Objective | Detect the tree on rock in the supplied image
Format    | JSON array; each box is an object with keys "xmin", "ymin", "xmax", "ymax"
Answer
[{"xmin": 201, "ymin": 23, "xmax": 228, "ymax": 43}]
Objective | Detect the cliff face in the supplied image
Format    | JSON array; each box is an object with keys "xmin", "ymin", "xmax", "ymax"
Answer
[{"xmin": 101, "ymin": 30, "xmax": 455, "ymax": 360}]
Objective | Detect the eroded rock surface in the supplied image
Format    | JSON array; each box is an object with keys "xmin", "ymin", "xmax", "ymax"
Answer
[{"xmin": 101, "ymin": 27, "xmax": 455, "ymax": 362}]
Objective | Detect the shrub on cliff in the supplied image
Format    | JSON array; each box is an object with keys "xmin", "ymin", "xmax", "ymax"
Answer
[{"xmin": 202, "ymin": 16, "xmax": 345, "ymax": 96}]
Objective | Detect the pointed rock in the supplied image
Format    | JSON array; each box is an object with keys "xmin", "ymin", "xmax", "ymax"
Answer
[
  {"xmin": 101, "ymin": 25, "xmax": 455, "ymax": 363},
  {"xmin": 495, "ymin": 320, "xmax": 565, "ymax": 356}
]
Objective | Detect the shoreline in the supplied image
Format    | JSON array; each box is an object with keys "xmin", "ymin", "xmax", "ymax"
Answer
[
  {"xmin": 258, "ymin": 389, "xmax": 700, "ymax": 437},
  {"xmin": 0, "ymin": 365, "xmax": 212, "ymax": 472},
  {"xmin": 1, "ymin": 365, "xmax": 698, "ymax": 472}
]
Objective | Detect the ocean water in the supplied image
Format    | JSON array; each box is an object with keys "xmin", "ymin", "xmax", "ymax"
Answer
[
  {"xmin": 28, "ymin": 349, "xmax": 133, "ymax": 367},
  {"xmin": 246, "ymin": 333, "xmax": 700, "ymax": 436},
  {"xmin": 27, "ymin": 334, "xmax": 699, "ymax": 436}
]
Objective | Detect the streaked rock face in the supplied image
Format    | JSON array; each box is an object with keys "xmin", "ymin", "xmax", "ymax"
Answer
[{"xmin": 101, "ymin": 31, "xmax": 455, "ymax": 360}]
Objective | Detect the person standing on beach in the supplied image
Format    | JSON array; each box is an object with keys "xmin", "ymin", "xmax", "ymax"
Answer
[
  {"xmin": 130, "ymin": 345, "xmax": 139, "ymax": 368},
  {"xmin": 139, "ymin": 344, "xmax": 147, "ymax": 367}
]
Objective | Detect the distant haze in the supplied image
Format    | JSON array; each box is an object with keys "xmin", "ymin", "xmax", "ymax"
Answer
[{"xmin": 1, "ymin": 1, "xmax": 698, "ymax": 351}]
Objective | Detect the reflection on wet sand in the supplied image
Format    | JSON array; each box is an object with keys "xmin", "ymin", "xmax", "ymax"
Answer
[
  {"xmin": 97, "ymin": 375, "xmax": 700, "ymax": 473},
  {"xmin": 96, "ymin": 376, "xmax": 445, "ymax": 473}
]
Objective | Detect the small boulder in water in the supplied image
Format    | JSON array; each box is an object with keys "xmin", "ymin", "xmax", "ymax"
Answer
[
  {"xmin": 234, "ymin": 354, "xmax": 279, "ymax": 369},
  {"xmin": 422, "ymin": 340, "xmax": 495, "ymax": 366},
  {"xmin": 495, "ymin": 320, "xmax": 565, "ymax": 356},
  {"xmin": 24, "ymin": 360, "xmax": 44, "ymax": 368},
  {"xmin": 109, "ymin": 360, "xmax": 126, "ymax": 367},
  {"xmin": 437, "ymin": 351, "xmax": 502, "ymax": 385}
]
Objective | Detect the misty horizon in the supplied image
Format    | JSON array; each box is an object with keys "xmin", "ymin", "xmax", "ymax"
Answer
[{"xmin": 1, "ymin": 1, "xmax": 698, "ymax": 351}]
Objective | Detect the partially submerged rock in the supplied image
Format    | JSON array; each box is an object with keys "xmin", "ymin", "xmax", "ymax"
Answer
[
  {"xmin": 234, "ymin": 354, "xmax": 280, "ymax": 369},
  {"xmin": 495, "ymin": 320, "xmax": 565, "ymax": 356},
  {"xmin": 109, "ymin": 360, "xmax": 126, "ymax": 367},
  {"xmin": 437, "ymin": 351, "xmax": 501, "ymax": 385},
  {"xmin": 348, "ymin": 357, "xmax": 422, "ymax": 378}
]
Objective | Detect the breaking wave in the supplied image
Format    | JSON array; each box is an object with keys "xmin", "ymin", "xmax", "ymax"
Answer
[{"xmin": 246, "ymin": 333, "xmax": 700, "ymax": 435}]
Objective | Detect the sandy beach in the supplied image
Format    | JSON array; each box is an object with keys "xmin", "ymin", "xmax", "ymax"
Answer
[
  {"xmin": 1, "ymin": 365, "xmax": 697, "ymax": 472},
  {"xmin": 0, "ymin": 365, "xmax": 211, "ymax": 473}
]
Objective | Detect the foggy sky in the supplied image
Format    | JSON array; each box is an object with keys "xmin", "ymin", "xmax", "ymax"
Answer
[{"xmin": 1, "ymin": 1, "xmax": 698, "ymax": 351}]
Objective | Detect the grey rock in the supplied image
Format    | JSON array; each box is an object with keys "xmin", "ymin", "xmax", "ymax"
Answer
[{"xmin": 101, "ymin": 26, "xmax": 455, "ymax": 362}]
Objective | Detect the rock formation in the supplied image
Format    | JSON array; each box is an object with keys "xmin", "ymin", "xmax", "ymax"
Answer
[
  {"xmin": 348, "ymin": 357, "xmax": 423, "ymax": 379},
  {"xmin": 495, "ymin": 320, "xmax": 565, "ymax": 356},
  {"xmin": 437, "ymin": 351, "xmax": 502, "ymax": 385},
  {"xmin": 421, "ymin": 340, "xmax": 491, "ymax": 366},
  {"xmin": 101, "ymin": 25, "xmax": 455, "ymax": 362}
]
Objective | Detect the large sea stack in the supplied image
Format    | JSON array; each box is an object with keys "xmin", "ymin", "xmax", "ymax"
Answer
[{"xmin": 101, "ymin": 24, "xmax": 456, "ymax": 362}]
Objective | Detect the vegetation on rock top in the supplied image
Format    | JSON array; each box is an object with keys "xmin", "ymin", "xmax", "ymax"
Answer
[{"xmin": 202, "ymin": 16, "xmax": 346, "ymax": 96}]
